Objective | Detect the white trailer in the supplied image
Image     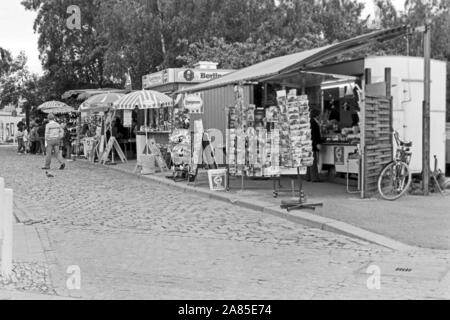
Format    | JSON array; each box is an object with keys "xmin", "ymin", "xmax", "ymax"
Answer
[{"xmin": 364, "ymin": 56, "xmax": 447, "ymax": 174}]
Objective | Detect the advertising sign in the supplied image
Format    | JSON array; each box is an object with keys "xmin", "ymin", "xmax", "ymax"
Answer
[
  {"xmin": 142, "ymin": 69, "xmax": 172, "ymax": 89},
  {"xmin": 143, "ymin": 68, "xmax": 233, "ymax": 89},
  {"xmin": 334, "ymin": 146, "xmax": 345, "ymax": 166},
  {"xmin": 183, "ymin": 94, "xmax": 204, "ymax": 114},
  {"xmin": 123, "ymin": 110, "xmax": 132, "ymax": 127},
  {"xmin": 176, "ymin": 69, "xmax": 232, "ymax": 83}
]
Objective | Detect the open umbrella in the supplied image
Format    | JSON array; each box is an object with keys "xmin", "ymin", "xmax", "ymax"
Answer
[
  {"xmin": 113, "ymin": 90, "xmax": 173, "ymax": 110},
  {"xmin": 37, "ymin": 101, "xmax": 71, "ymax": 111},
  {"xmin": 80, "ymin": 92, "xmax": 125, "ymax": 113},
  {"xmin": 41, "ymin": 105, "xmax": 75, "ymax": 114},
  {"xmin": 37, "ymin": 101, "xmax": 75, "ymax": 114}
]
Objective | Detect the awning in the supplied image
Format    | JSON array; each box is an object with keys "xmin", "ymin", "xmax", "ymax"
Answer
[
  {"xmin": 177, "ymin": 25, "xmax": 408, "ymax": 94},
  {"xmin": 113, "ymin": 90, "xmax": 174, "ymax": 110},
  {"xmin": 61, "ymin": 88, "xmax": 130, "ymax": 100}
]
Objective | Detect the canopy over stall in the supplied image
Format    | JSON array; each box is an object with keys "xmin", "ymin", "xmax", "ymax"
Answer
[
  {"xmin": 176, "ymin": 25, "xmax": 408, "ymax": 94},
  {"xmin": 113, "ymin": 90, "xmax": 174, "ymax": 110}
]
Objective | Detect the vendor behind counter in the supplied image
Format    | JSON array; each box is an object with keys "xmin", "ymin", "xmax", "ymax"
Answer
[{"xmin": 321, "ymin": 85, "xmax": 361, "ymax": 144}]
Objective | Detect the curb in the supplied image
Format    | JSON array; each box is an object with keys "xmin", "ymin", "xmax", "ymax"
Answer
[
  {"xmin": 0, "ymin": 289, "xmax": 76, "ymax": 300},
  {"xmin": 90, "ymin": 160, "xmax": 417, "ymax": 252}
]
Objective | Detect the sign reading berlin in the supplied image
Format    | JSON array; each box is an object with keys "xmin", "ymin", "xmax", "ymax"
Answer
[{"xmin": 177, "ymin": 70, "xmax": 231, "ymax": 83}]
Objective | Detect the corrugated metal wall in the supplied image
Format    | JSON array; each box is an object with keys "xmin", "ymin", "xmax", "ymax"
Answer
[{"xmin": 190, "ymin": 85, "xmax": 253, "ymax": 133}]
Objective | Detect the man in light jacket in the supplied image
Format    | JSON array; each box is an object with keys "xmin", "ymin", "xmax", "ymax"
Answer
[{"xmin": 42, "ymin": 113, "xmax": 66, "ymax": 170}]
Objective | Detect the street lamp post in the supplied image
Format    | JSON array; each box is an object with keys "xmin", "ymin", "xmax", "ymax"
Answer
[{"xmin": 422, "ymin": 20, "xmax": 431, "ymax": 195}]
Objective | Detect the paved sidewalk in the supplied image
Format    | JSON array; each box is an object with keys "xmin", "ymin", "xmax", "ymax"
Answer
[
  {"xmin": 110, "ymin": 160, "xmax": 450, "ymax": 250},
  {"xmin": 0, "ymin": 223, "xmax": 58, "ymax": 298},
  {"xmin": 12, "ymin": 223, "xmax": 46, "ymax": 262},
  {"xmin": 0, "ymin": 289, "xmax": 73, "ymax": 300},
  {"xmin": 1, "ymin": 147, "xmax": 449, "ymax": 299}
]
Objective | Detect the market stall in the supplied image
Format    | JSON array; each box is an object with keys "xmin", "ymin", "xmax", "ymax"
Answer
[
  {"xmin": 113, "ymin": 90, "xmax": 174, "ymax": 172},
  {"xmin": 78, "ymin": 92, "xmax": 125, "ymax": 162},
  {"xmin": 223, "ymin": 70, "xmax": 359, "ymax": 196},
  {"xmin": 174, "ymin": 26, "xmax": 431, "ymax": 199}
]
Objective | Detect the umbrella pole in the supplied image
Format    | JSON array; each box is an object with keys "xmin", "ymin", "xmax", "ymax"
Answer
[
  {"xmin": 145, "ymin": 109, "xmax": 148, "ymax": 155},
  {"xmin": 112, "ymin": 110, "xmax": 116, "ymax": 164}
]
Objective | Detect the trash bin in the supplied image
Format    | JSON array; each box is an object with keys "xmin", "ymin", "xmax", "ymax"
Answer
[{"xmin": 207, "ymin": 169, "xmax": 227, "ymax": 191}]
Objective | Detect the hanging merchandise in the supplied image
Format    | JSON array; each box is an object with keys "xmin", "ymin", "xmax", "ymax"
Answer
[
  {"xmin": 276, "ymin": 90, "xmax": 292, "ymax": 168},
  {"xmin": 123, "ymin": 110, "xmax": 132, "ymax": 127},
  {"xmin": 228, "ymin": 85, "xmax": 246, "ymax": 176},
  {"xmin": 285, "ymin": 91, "xmax": 314, "ymax": 168}
]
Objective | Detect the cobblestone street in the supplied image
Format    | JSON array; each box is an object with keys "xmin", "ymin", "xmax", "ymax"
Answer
[{"xmin": 1, "ymin": 147, "xmax": 449, "ymax": 299}]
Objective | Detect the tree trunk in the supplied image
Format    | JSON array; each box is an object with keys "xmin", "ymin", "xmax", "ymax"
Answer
[{"xmin": 155, "ymin": 0, "xmax": 167, "ymax": 68}]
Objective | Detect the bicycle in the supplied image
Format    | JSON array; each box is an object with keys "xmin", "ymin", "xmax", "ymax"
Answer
[{"xmin": 377, "ymin": 131, "xmax": 413, "ymax": 201}]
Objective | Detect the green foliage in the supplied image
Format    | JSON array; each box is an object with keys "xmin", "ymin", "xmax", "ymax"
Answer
[{"xmin": 16, "ymin": 0, "xmax": 450, "ymax": 120}]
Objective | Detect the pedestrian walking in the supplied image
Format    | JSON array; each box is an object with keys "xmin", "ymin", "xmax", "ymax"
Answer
[
  {"xmin": 23, "ymin": 126, "xmax": 30, "ymax": 153},
  {"xmin": 16, "ymin": 126, "xmax": 25, "ymax": 154},
  {"xmin": 42, "ymin": 113, "xmax": 66, "ymax": 170}
]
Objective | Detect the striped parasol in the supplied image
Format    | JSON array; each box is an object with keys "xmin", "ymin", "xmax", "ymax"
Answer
[
  {"xmin": 113, "ymin": 90, "xmax": 173, "ymax": 110},
  {"xmin": 37, "ymin": 101, "xmax": 71, "ymax": 111},
  {"xmin": 80, "ymin": 93, "xmax": 125, "ymax": 113},
  {"xmin": 41, "ymin": 105, "xmax": 76, "ymax": 114}
]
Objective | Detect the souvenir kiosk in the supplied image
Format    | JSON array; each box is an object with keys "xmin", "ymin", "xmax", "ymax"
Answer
[{"xmin": 113, "ymin": 90, "xmax": 175, "ymax": 173}]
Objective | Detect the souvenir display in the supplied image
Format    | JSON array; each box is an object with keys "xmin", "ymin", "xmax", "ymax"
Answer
[
  {"xmin": 169, "ymin": 129, "xmax": 191, "ymax": 168},
  {"xmin": 227, "ymin": 86, "xmax": 314, "ymax": 178},
  {"xmin": 276, "ymin": 90, "xmax": 292, "ymax": 168}
]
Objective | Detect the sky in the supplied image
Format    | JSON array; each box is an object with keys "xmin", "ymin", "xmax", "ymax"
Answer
[
  {"xmin": 0, "ymin": 0, "xmax": 42, "ymax": 75},
  {"xmin": 0, "ymin": 0, "xmax": 407, "ymax": 77}
]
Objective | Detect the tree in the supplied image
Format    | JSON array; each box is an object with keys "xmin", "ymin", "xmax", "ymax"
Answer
[
  {"xmin": 0, "ymin": 47, "xmax": 14, "ymax": 77},
  {"xmin": 21, "ymin": 0, "xmax": 121, "ymax": 98}
]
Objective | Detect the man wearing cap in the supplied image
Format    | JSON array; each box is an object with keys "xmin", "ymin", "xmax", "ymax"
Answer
[{"xmin": 42, "ymin": 113, "xmax": 66, "ymax": 170}]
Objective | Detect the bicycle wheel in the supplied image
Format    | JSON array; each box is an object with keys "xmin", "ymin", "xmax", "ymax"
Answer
[{"xmin": 377, "ymin": 161, "xmax": 412, "ymax": 201}]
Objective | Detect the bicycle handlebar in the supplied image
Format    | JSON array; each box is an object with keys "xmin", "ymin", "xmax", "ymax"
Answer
[{"xmin": 392, "ymin": 130, "xmax": 412, "ymax": 147}]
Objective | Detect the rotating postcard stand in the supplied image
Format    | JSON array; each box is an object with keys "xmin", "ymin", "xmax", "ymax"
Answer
[
  {"xmin": 187, "ymin": 120, "xmax": 218, "ymax": 185},
  {"xmin": 279, "ymin": 167, "xmax": 323, "ymax": 212}
]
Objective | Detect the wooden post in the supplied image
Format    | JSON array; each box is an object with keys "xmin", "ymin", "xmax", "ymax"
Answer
[
  {"xmin": 384, "ymin": 68, "xmax": 391, "ymax": 97},
  {"xmin": 0, "ymin": 178, "xmax": 13, "ymax": 278},
  {"xmin": 361, "ymin": 68, "xmax": 372, "ymax": 198},
  {"xmin": 385, "ymin": 68, "xmax": 394, "ymax": 160},
  {"xmin": 423, "ymin": 22, "xmax": 431, "ymax": 196},
  {"xmin": 365, "ymin": 68, "xmax": 372, "ymax": 85},
  {"xmin": 263, "ymin": 83, "xmax": 268, "ymax": 108}
]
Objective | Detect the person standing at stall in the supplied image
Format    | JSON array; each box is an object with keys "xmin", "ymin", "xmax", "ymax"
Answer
[
  {"xmin": 61, "ymin": 122, "xmax": 73, "ymax": 161},
  {"xmin": 37, "ymin": 120, "xmax": 46, "ymax": 155},
  {"xmin": 29, "ymin": 124, "xmax": 39, "ymax": 154},
  {"xmin": 42, "ymin": 113, "xmax": 66, "ymax": 170},
  {"xmin": 306, "ymin": 109, "xmax": 323, "ymax": 182}
]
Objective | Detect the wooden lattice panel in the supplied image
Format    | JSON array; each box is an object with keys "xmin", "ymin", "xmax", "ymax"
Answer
[{"xmin": 363, "ymin": 96, "xmax": 393, "ymax": 197}]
